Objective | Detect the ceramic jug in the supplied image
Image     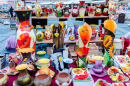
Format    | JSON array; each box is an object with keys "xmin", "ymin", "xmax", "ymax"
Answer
[{"xmin": 45, "ymin": 25, "xmax": 52, "ymax": 40}]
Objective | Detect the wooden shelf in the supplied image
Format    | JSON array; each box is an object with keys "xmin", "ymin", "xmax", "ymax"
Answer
[
  {"xmin": 31, "ymin": 15, "xmax": 109, "ymax": 19},
  {"xmin": 36, "ymin": 39, "xmax": 103, "ymax": 44}
]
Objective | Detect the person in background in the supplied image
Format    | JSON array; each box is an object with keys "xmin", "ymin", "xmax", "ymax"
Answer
[{"xmin": 9, "ymin": 6, "xmax": 14, "ymax": 17}]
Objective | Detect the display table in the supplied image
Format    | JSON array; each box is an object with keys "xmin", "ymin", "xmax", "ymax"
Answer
[{"xmin": 6, "ymin": 60, "xmax": 128, "ymax": 86}]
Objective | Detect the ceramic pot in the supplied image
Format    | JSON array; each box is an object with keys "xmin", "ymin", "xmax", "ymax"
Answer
[
  {"xmin": 95, "ymin": 6, "xmax": 102, "ymax": 16},
  {"xmin": 35, "ymin": 2, "xmax": 41, "ymax": 17},
  {"xmin": 103, "ymin": 6, "xmax": 108, "ymax": 16},
  {"xmin": 19, "ymin": 48, "xmax": 34, "ymax": 65},
  {"xmin": 27, "ymin": 65, "xmax": 36, "ymax": 75},
  {"xmin": 16, "ymin": 64, "xmax": 31, "ymax": 85},
  {"xmin": 64, "ymin": 7, "xmax": 70, "ymax": 17},
  {"xmin": 42, "ymin": 7, "xmax": 48, "ymax": 17},
  {"xmin": 72, "ymin": 6, "xmax": 78, "ymax": 17},
  {"xmin": 45, "ymin": 25, "xmax": 52, "ymax": 40},
  {"xmin": 74, "ymin": 24, "xmax": 79, "ymax": 40},
  {"xmin": 36, "ymin": 26, "xmax": 44, "ymax": 42},
  {"xmin": 55, "ymin": 72, "xmax": 72, "ymax": 86},
  {"xmin": 0, "ymin": 74, "xmax": 8, "ymax": 86},
  {"xmin": 34, "ymin": 74, "xmax": 52, "ymax": 86},
  {"xmin": 79, "ymin": 1, "xmax": 85, "ymax": 17},
  {"xmin": 14, "ymin": 10, "xmax": 36, "ymax": 60},
  {"xmin": 56, "ymin": 6, "xmax": 62, "ymax": 17},
  {"xmin": 88, "ymin": 7, "xmax": 95, "ymax": 17},
  {"xmin": 48, "ymin": 7, "xmax": 55, "ymax": 17}
]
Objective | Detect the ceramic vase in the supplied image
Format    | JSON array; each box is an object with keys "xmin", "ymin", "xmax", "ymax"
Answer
[
  {"xmin": 16, "ymin": 64, "xmax": 32, "ymax": 85},
  {"xmin": 45, "ymin": 25, "xmax": 52, "ymax": 40},
  {"xmin": 79, "ymin": 1, "xmax": 85, "ymax": 17},
  {"xmin": 0, "ymin": 74, "xmax": 8, "ymax": 86},
  {"xmin": 90, "ymin": 24, "xmax": 97, "ymax": 39},
  {"xmin": 72, "ymin": 6, "xmax": 79, "ymax": 17},
  {"xmin": 95, "ymin": 6, "xmax": 102, "ymax": 16},
  {"xmin": 88, "ymin": 7, "xmax": 95, "ymax": 17},
  {"xmin": 103, "ymin": 6, "xmax": 108, "ymax": 16},
  {"xmin": 35, "ymin": 2, "xmax": 41, "ymax": 17},
  {"xmin": 74, "ymin": 24, "xmax": 79, "ymax": 40},
  {"xmin": 19, "ymin": 48, "xmax": 34, "ymax": 65},
  {"xmin": 64, "ymin": 7, "xmax": 70, "ymax": 17},
  {"xmin": 48, "ymin": 7, "xmax": 55, "ymax": 17},
  {"xmin": 42, "ymin": 7, "xmax": 48, "ymax": 17},
  {"xmin": 36, "ymin": 26, "xmax": 44, "ymax": 42},
  {"xmin": 15, "ymin": 10, "xmax": 36, "ymax": 60},
  {"xmin": 34, "ymin": 74, "xmax": 52, "ymax": 86},
  {"xmin": 56, "ymin": 6, "xmax": 62, "ymax": 17},
  {"xmin": 55, "ymin": 72, "xmax": 72, "ymax": 86}
]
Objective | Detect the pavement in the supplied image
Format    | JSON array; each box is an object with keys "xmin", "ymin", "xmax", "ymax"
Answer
[{"xmin": 0, "ymin": 18, "xmax": 130, "ymax": 68}]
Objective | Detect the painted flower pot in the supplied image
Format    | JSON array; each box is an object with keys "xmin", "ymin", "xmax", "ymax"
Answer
[
  {"xmin": 64, "ymin": 7, "xmax": 70, "ymax": 17},
  {"xmin": 88, "ymin": 7, "xmax": 95, "ymax": 17},
  {"xmin": 42, "ymin": 7, "xmax": 48, "ymax": 17},
  {"xmin": 79, "ymin": 1, "xmax": 85, "ymax": 17},
  {"xmin": 0, "ymin": 74, "xmax": 8, "ymax": 86},
  {"xmin": 74, "ymin": 24, "xmax": 79, "ymax": 40},
  {"xmin": 16, "ymin": 64, "xmax": 31, "ymax": 85},
  {"xmin": 34, "ymin": 74, "xmax": 52, "ymax": 86},
  {"xmin": 14, "ymin": 10, "xmax": 36, "ymax": 60},
  {"xmin": 45, "ymin": 25, "xmax": 52, "ymax": 40},
  {"xmin": 103, "ymin": 6, "xmax": 108, "ymax": 16},
  {"xmin": 72, "ymin": 6, "xmax": 79, "ymax": 17},
  {"xmin": 34, "ymin": 2, "xmax": 41, "ymax": 17},
  {"xmin": 36, "ymin": 26, "xmax": 44, "ymax": 42},
  {"xmin": 95, "ymin": 6, "xmax": 102, "ymax": 16},
  {"xmin": 56, "ymin": 6, "xmax": 62, "ymax": 17},
  {"xmin": 48, "ymin": 7, "xmax": 55, "ymax": 17},
  {"xmin": 55, "ymin": 72, "xmax": 72, "ymax": 86}
]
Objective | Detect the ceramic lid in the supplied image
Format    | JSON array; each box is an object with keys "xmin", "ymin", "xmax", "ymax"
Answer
[
  {"xmin": 94, "ymin": 56, "xmax": 104, "ymax": 60},
  {"xmin": 19, "ymin": 48, "xmax": 34, "ymax": 53},
  {"xmin": 16, "ymin": 64, "xmax": 28, "ymax": 70},
  {"xmin": 39, "ymin": 58, "xmax": 50, "ymax": 63},
  {"xmin": 37, "ymin": 51, "xmax": 46, "ymax": 55}
]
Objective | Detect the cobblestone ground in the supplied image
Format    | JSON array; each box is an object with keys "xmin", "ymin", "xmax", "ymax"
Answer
[{"xmin": 0, "ymin": 18, "xmax": 130, "ymax": 68}]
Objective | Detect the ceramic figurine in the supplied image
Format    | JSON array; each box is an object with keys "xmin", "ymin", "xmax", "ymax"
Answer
[
  {"xmin": 45, "ymin": 25, "xmax": 52, "ymax": 40},
  {"xmin": 36, "ymin": 25, "xmax": 44, "ymax": 42},
  {"xmin": 55, "ymin": 72, "xmax": 72, "ymax": 86},
  {"xmin": 74, "ymin": 24, "xmax": 79, "ymax": 40},
  {"xmin": 14, "ymin": 64, "xmax": 33, "ymax": 86},
  {"xmin": 48, "ymin": 7, "xmax": 55, "ymax": 17},
  {"xmin": 34, "ymin": 74, "xmax": 52, "ymax": 86},
  {"xmin": 88, "ymin": 7, "xmax": 95, "ymax": 17},
  {"xmin": 35, "ymin": 58, "xmax": 55, "ymax": 78},
  {"xmin": 79, "ymin": 1, "xmax": 85, "ymax": 17},
  {"xmin": 95, "ymin": 6, "xmax": 102, "ymax": 16},
  {"xmin": 90, "ymin": 24, "xmax": 97, "ymax": 39},
  {"xmin": 103, "ymin": 6, "xmax": 108, "ymax": 16},
  {"xmin": 55, "ymin": 3, "xmax": 62, "ymax": 17},
  {"xmin": 14, "ymin": 10, "xmax": 36, "ymax": 60},
  {"xmin": 0, "ymin": 74, "xmax": 8, "ymax": 86},
  {"xmin": 64, "ymin": 6, "xmax": 70, "ymax": 17},
  {"xmin": 103, "ymin": 20, "xmax": 117, "ymax": 66},
  {"xmin": 35, "ymin": 2, "xmax": 41, "ymax": 17},
  {"xmin": 19, "ymin": 48, "xmax": 34, "ymax": 65},
  {"xmin": 76, "ymin": 23, "xmax": 92, "ymax": 68},
  {"xmin": 42, "ymin": 7, "xmax": 48, "ymax": 17},
  {"xmin": 72, "ymin": 5, "xmax": 79, "ymax": 17}
]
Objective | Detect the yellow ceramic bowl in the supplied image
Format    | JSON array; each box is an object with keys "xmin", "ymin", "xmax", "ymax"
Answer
[
  {"xmin": 37, "ymin": 51, "xmax": 46, "ymax": 55},
  {"xmin": 16, "ymin": 64, "xmax": 28, "ymax": 70},
  {"xmin": 94, "ymin": 56, "xmax": 104, "ymax": 60},
  {"xmin": 39, "ymin": 58, "xmax": 50, "ymax": 63}
]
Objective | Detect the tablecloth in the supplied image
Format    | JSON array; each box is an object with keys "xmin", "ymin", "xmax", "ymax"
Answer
[{"xmin": 7, "ymin": 61, "xmax": 129, "ymax": 86}]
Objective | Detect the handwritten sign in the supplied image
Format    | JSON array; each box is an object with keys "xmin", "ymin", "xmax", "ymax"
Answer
[{"xmin": 9, "ymin": 17, "xmax": 16, "ymax": 29}]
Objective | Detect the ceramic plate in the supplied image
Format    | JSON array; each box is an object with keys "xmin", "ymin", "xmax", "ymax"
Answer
[
  {"xmin": 93, "ymin": 79, "xmax": 111, "ymax": 86},
  {"xmin": 0, "ymin": 67, "xmax": 18, "ymax": 75},
  {"xmin": 89, "ymin": 69, "xmax": 108, "ymax": 77},
  {"xmin": 112, "ymin": 83, "xmax": 124, "ymax": 86}
]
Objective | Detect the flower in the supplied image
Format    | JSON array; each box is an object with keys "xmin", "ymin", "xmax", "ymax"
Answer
[
  {"xmin": 127, "ymin": 51, "xmax": 130, "ymax": 57},
  {"xmin": 89, "ymin": 8, "xmax": 94, "ymax": 13},
  {"xmin": 109, "ymin": 8, "xmax": 112, "ymax": 11},
  {"xmin": 19, "ymin": 21, "xmax": 32, "ymax": 31},
  {"xmin": 112, "ymin": 9, "xmax": 115, "ymax": 12},
  {"xmin": 103, "ymin": 35, "xmax": 112, "ymax": 47},
  {"xmin": 78, "ymin": 74, "xmax": 88, "ymax": 80},
  {"xmin": 69, "ymin": 36, "xmax": 75, "ymax": 41},
  {"xmin": 80, "ymin": 1, "xmax": 85, "ymax": 6},
  {"xmin": 86, "ymin": 8, "xmax": 89, "ymax": 12},
  {"xmin": 54, "ymin": 33, "xmax": 59, "ymax": 38},
  {"xmin": 48, "ymin": 9, "xmax": 53, "ymax": 13},
  {"xmin": 44, "ymin": 8, "xmax": 48, "ymax": 13},
  {"xmin": 17, "ymin": 33, "xmax": 31, "ymax": 49},
  {"xmin": 122, "ymin": 67, "xmax": 129, "ymax": 72},
  {"xmin": 55, "ymin": 4, "xmax": 59, "ymax": 8},
  {"xmin": 118, "ymin": 57, "xmax": 127, "ymax": 64},
  {"xmin": 114, "ymin": 3, "xmax": 117, "ymax": 6},
  {"xmin": 127, "ymin": 63, "xmax": 130, "ymax": 68},
  {"xmin": 108, "ymin": 45, "xmax": 115, "ymax": 58},
  {"xmin": 18, "ymin": 3, "xmax": 21, "ymax": 7},
  {"xmin": 76, "ymin": 47, "xmax": 89, "ymax": 58},
  {"xmin": 32, "ymin": 41, "xmax": 36, "ymax": 54},
  {"xmin": 82, "ymin": 68, "xmax": 86, "ymax": 71}
]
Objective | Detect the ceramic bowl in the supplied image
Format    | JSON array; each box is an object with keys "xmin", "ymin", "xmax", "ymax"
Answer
[
  {"xmin": 34, "ymin": 74, "xmax": 52, "ymax": 86},
  {"xmin": 0, "ymin": 74, "xmax": 8, "ymax": 86},
  {"xmin": 55, "ymin": 72, "xmax": 72, "ymax": 86}
]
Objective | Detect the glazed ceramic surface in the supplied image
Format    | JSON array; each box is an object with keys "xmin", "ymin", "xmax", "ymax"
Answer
[
  {"xmin": 36, "ymin": 26, "xmax": 44, "ymax": 42},
  {"xmin": 35, "ymin": 2, "xmax": 41, "ymax": 17},
  {"xmin": 34, "ymin": 74, "xmax": 52, "ymax": 86},
  {"xmin": 95, "ymin": 6, "xmax": 102, "ymax": 16},
  {"xmin": 55, "ymin": 72, "xmax": 72, "ymax": 86},
  {"xmin": 48, "ymin": 7, "xmax": 55, "ymax": 17},
  {"xmin": 103, "ymin": 6, "xmax": 108, "ymax": 16},
  {"xmin": 56, "ymin": 6, "xmax": 62, "ymax": 17},
  {"xmin": 45, "ymin": 25, "xmax": 52, "ymax": 40},
  {"xmin": 72, "ymin": 6, "xmax": 78, "ymax": 17},
  {"xmin": 74, "ymin": 24, "xmax": 79, "ymax": 40},
  {"xmin": 79, "ymin": 1, "xmax": 85, "ymax": 17},
  {"xmin": 42, "ymin": 7, "xmax": 48, "ymax": 17},
  {"xmin": 0, "ymin": 74, "xmax": 8, "ymax": 86},
  {"xmin": 64, "ymin": 7, "xmax": 70, "ymax": 17},
  {"xmin": 88, "ymin": 7, "xmax": 95, "ymax": 17},
  {"xmin": 15, "ymin": 10, "xmax": 36, "ymax": 60}
]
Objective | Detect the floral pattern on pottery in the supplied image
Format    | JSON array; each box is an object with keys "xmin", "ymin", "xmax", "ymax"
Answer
[
  {"xmin": 36, "ymin": 27, "xmax": 44, "ymax": 42},
  {"xmin": 45, "ymin": 25, "xmax": 52, "ymax": 40},
  {"xmin": 79, "ymin": 1, "xmax": 85, "ymax": 17},
  {"xmin": 35, "ymin": 2, "xmax": 41, "ymax": 17},
  {"xmin": 74, "ymin": 24, "xmax": 79, "ymax": 40},
  {"xmin": 72, "ymin": 6, "xmax": 78, "ymax": 17}
]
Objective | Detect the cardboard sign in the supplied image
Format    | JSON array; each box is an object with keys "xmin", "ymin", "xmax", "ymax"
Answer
[{"xmin": 9, "ymin": 17, "xmax": 16, "ymax": 29}]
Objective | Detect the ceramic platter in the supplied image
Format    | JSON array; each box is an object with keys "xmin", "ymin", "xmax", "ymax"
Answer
[
  {"xmin": 89, "ymin": 69, "xmax": 108, "ymax": 77},
  {"xmin": 93, "ymin": 79, "xmax": 111, "ymax": 86},
  {"xmin": 0, "ymin": 67, "xmax": 18, "ymax": 75},
  {"xmin": 112, "ymin": 83, "xmax": 124, "ymax": 86},
  {"xmin": 13, "ymin": 77, "xmax": 34, "ymax": 86}
]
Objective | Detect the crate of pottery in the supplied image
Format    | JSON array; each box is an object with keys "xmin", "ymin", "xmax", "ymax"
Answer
[{"xmin": 0, "ymin": 54, "xmax": 6, "ymax": 69}]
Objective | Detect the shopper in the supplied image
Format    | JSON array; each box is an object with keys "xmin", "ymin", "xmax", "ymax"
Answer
[{"xmin": 9, "ymin": 6, "xmax": 14, "ymax": 17}]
